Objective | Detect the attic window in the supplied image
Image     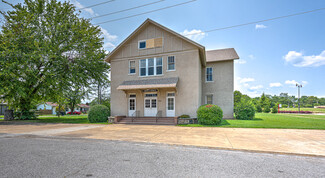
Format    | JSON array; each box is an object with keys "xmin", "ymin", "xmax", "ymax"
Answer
[{"xmin": 139, "ymin": 41, "xmax": 146, "ymax": 49}]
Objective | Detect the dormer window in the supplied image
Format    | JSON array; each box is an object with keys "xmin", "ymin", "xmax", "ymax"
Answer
[{"xmin": 139, "ymin": 41, "xmax": 146, "ymax": 49}]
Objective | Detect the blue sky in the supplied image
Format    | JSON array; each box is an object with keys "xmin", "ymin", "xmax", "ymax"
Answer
[{"xmin": 1, "ymin": 0, "xmax": 325, "ymax": 98}]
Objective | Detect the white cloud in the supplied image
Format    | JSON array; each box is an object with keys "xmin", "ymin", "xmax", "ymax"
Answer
[
  {"xmin": 285, "ymin": 80, "xmax": 307, "ymax": 87},
  {"xmin": 250, "ymin": 85, "xmax": 263, "ymax": 90},
  {"xmin": 72, "ymin": 0, "xmax": 95, "ymax": 16},
  {"xmin": 284, "ymin": 50, "xmax": 325, "ymax": 67},
  {"xmin": 240, "ymin": 77, "xmax": 255, "ymax": 83},
  {"xmin": 269, "ymin": 83, "xmax": 282, "ymax": 87},
  {"xmin": 99, "ymin": 27, "xmax": 118, "ymax": 50},
  {"xmin": 181, "ymin": 29, "xmax": 206, "ymax": 41},
  {"xmin": 235, "ymin": 60, "xmax": 246, "ymax": 64},
  {"xmin": 255, "ymin": 24, "xmax": 267, "ymax": 29},
  {"xmin": 100, "ymin": 27, "xmax": 118, "ymax": 41},
  {"xmin": 248, "ymin": 54, "xmax": 255, "ymax": 60}
]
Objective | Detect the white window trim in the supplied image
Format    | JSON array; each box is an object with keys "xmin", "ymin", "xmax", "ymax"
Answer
[
  {"xmin": 166, "ymin": 92, "xmax": 176, "ymax": 114},
  {"xmin": 138, "ymin": 40, "xmax": 146, "ymax": 49},
  {"xmin": 139, "ymin": 57, "xmax": 163, "ymax": 77},
  {"xmin": 205, "ymin": 94, "xmax": 213, "ymax": 104},
  {"xmin": 129, "ymin": 60, "xmax": 136, "ymax": 75},
  {"xmin": 206, "ymin": 67, "xmax": 213, "ymax": 82},
  {"xmin": 167, "ymin": 56, "xmax": 176, "ymax": 71}
]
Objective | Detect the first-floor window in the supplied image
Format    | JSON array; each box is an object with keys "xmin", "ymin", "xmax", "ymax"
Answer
[
  {"xmin": 206, "ymin": 67, "xmax": 213, "ymax": 81},
  {"xmin": 206, "ymin": 94, "xmax": 213, "ymax": 104}
]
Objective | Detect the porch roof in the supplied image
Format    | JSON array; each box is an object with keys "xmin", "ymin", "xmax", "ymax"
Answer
[{"xmin": 117, "ymin": 77, "xmax": 178, "ymax": 90}]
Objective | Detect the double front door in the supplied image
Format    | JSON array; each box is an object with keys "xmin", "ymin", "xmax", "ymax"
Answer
[{"xmin": 144, "ymin": 97, "xmax": 157, "ymax": 116}]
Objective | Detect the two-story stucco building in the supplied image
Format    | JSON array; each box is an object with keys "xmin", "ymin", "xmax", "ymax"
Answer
[{"xmin": 105, "ymin": 19, "xmax": 239, "ymax": 122}]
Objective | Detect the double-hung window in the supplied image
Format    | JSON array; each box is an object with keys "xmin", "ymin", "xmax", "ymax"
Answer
[
  {"xmin": 206, "ymin": 95, "xmax": 213, "ymax": 104},
  {"xmin": 139, "ymin": 57, "xmax": 163, "ymax": 76},
  {"xmin": 129, "ymin": 61, "xmax": 135, "ymax": 74},
  {"xmin": 140, "ymin": 59, "xmax": 146, "ymax": 76},
  {"xmin": 167, "ymin": 56, "xmax": 175, "ymax": 71},
  {"xmin": 206, "ymin": 67, "xmax": 213, "ymax": 82}
]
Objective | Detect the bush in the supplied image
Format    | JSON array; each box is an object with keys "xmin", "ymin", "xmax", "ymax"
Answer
[
  {"xmin": 88, "ymin": 104, "xmax": 110, "ymax": 123},
  {"xmin": 263, "ymin": 105, "xmax": 271, "ymax": 113},
  {"xmin": 234, "ymin": 100, "xmax": 255, "ymax": 120},
  {"xmin": 282, "ymin": 104, "xmax": 288, "ymax": 108},
  {"xmin": 271, "ymin": 105, "xmax": 278, "ymax": 113},
  {"xmin": 14, "ymin": 110, "xmax": 37, "ymax": 120},
  {"xmin": 179, "ymin": 114, "xmax": 190, "ymax": 118},
  {"xmin": 197, "ymin": 104, "xmax": 223, "ymax": 125},
  {"xmin": 256, "ymin": 104, "xmax": 262, "ymax": 112}
]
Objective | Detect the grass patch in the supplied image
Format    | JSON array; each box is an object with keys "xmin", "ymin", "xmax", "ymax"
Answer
[
  {"xmin": 280, "ymin": 107, "xmax": 325, "ymax": 113},
  {"xmin": 179, "ymin": 113, "xmax": 325, "ymax": 130},
  {"xmin": 0, "ymin": 115, "xmax": 3, "ymax": 118},
  {"xmin": 0, "ymin": 115, "xmax": 108, "ymax": 124}
]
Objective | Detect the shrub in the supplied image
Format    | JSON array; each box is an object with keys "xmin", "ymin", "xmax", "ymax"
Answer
[
  {"xmin": 271, "ymin": 105, "xmax": 278, "ymax": 113},
  {"xmin": 282, "ymin": 104, "xmax": 288, "ymax": 108},
  {"xmin": 88, "ymin": 104, "xmax": 110, "ymax": 123},
  {"xmin": 234, "ymin": 100, "xmax": 255, "ymax": 120},
  {"xmin": 179, "ymin": 114, "xmax": 190, "ymax": 118},
  {"xmin": 263, "ymin": 105, "xmax": 271, "ymax": 113},
  {"xmin": 197, "ymin": 104, "xmax": 223, "ymax": 125},
  {"xmin": 14, "ymin": 110, "xmax": 37, "ymax": 120},
  {"xmin": 256, "ymin": 104, "xmax": 262, "ymax": 112}
]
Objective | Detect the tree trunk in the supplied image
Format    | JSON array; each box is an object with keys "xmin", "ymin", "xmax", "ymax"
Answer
[{"xmin": 4, "ymin": 110, "xmax": 14, "ymax": 121}]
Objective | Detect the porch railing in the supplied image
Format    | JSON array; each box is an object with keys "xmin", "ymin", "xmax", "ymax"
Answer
[
  {"xmin": 131, "ymin": 111, "xmax": 139, "ymax": 122},
  {"xmin": 156, "ymin": 110, "xmax": 162, "ymax": 123}
]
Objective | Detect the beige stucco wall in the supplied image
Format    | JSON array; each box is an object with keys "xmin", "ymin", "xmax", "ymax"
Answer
[
  {"xmin": 201, "ymin": 61, "xmax": 234, "ymax": 119},
  {"xmin": 110, "ymin": 23, "xmax": 201, "ymax": 118}
]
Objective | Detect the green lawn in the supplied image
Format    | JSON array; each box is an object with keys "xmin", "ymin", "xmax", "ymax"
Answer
[
  {"xmin": 280, "ymin": 107, "xmax": 325, "ymax": 113},
  {"xmin": 0, "ymin": 115, "xmax": 3, "ymax": 118},
  {"xmin": 0, "ymin": 115, "xmax": 108, "ymax": 124},
  {"xmin": 180, "ymin": 113, "xmax": 325, "ymax": 130}
]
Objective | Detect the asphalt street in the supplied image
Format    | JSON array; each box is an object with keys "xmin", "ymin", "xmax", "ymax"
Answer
[{"xmin": 0, "ymin": 134, "xmax": 324, "ymax": 178}]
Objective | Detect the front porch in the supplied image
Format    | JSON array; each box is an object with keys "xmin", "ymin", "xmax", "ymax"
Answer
[{"xmin": 117, "ymin": 77, "xmax": 178, "ymax": 118}]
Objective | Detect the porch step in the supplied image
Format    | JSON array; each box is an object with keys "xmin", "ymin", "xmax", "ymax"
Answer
[{"xmin": 117, "ymin": 117, "xmax": 175, "ymax": 125}]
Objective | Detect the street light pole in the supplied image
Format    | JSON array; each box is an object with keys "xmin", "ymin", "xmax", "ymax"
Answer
[{"xmin": 296, "ymin": 83, "xmax": 302, "ymax": 112}]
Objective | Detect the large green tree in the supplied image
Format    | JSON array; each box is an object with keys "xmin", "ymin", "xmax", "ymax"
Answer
[{"xmin": 0, "ymin": 0, "xmax": 109, "ymax": 119}]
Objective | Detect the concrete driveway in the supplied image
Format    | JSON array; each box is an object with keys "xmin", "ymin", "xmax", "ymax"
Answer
[{"xmin": 0, "ymin": 122, "xmax": 324, "ymax": 157}]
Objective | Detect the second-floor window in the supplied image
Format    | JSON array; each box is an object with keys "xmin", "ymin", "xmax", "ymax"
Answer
[
  {"xmin": 206, "ymin": 67, "xmax": 213, "ymax": 82},
  {"xmin": 139, "ymin": 57, "xmax": 163, "ymax": 76},
  {"xmin": 129, "ymin": 61, "xmax": 135, "ymax": 74},
  {"xmin": 167, "ymin": 56, "xmax": 175, "ymax": 71}
]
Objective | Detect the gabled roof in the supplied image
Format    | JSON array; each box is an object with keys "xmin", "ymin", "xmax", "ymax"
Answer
[
  {"xmin": 206, "ymin": 48, "xmax": 239, "ymax": 62},
  {"xmin": 104, "ymin": 18, "xmax": 206, "ymax": 66}
]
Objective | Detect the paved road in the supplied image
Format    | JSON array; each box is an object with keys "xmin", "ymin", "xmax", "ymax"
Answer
[{"xmin": 0, "ymin": 134, "xmax": 324, "ymax": 178}]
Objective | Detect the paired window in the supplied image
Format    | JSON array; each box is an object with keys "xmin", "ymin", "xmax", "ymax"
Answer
[
  {"xmin": 129, "ymin": 61, "xmax": 136, "ymax": 74},
  {"xmin": 206, "ymin": 94, "xmax": 213, "ymax": 104},
  {"xmin": 206, "ymin": 67, "xmax": 213, "ymax": 82},
  {"xmin": 138, "ymin": 41, "xmax": 146, "ymax": 49},
  {"xmin": 167, "ymin": 56, "xmax": 175, "ymax": 71},
  {"xmin": 140, "ymin": 57, "xmax": 163, "ymax": 76}
]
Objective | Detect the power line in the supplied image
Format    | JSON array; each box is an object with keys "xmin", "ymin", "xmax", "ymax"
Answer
[
  {"xmin": 77, "ymin": 0, "xmax": 115, "ymax": 10},
  {"xmin": 94, "ymin": 0, "xmax": 197, "ymax": 25},
  {"xmin": 183, "ymin": 7, "xmax": 325, "ymax": 37},
  {"xmin": 90, "ymin": 0, "xmax": 165, "ymax": 19}
]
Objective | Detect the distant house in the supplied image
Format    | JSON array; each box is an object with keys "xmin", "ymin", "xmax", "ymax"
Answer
[
  {"xmin": 36, "ymin": 102, "xmax": 58, "ymax": 115},
  {"xmin": 37, "ymin": 102, "xmax": 90, "ymax": 115}
]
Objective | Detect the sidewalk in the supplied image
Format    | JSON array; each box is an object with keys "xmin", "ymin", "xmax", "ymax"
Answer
[{"xmin": 1, "ymin": 123, "xmax": 324, "ymax": 156}]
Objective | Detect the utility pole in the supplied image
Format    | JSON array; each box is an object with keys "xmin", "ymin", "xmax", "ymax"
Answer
[{"xmin": 296, "ymin": 83, "xmax": 302, "ymax": 112}]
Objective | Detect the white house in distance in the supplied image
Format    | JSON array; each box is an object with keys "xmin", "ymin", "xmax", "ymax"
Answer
[
  {"xmin": 36, "ymin": 102, "xmax": 90, "ymax": 115},
  {"xmin": 37, "ymin": 102, "xmax": 57, "ymax": 115}
]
